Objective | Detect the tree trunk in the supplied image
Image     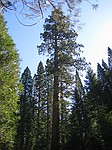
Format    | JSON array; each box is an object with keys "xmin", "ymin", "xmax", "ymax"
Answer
[
  {"xmin": 51, "ymin": 24, "xmax": 59, "ymax": 150},
  {"xmin": 47, "ymin": 80, "xmax": 51, "ymax": 150}
]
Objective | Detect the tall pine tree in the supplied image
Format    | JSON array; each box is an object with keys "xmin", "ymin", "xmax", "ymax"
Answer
[
  {"xmin": 84, "ymin": 67, "xmax": 103, "ymax": 150},
  {"xmin": 16, "ymin": 67, "xmax": 36, "ymax": 150},
  {"xmin": 97, "ymin": 48, "xmax": 112, "ymax": 150},
  {"xmin": 37, "ymin": 8, "xmax": 87, "ymax": 150},
  {"xmin": 33, "ymin": 61, "xmax": 47, "ymax": 150}
]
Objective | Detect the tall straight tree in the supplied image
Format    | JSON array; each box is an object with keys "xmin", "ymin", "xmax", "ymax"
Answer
[
  {"xmin": 33, "ymin": 61, "xmax": 47, "ymax": 150},
  {"xmin": 37, "ymin": 8, "xmax": 87, "ymax": 150},
  {"xmin": 70, "ymin": 70, "xmax": 86, "ymax": 150},
  {"xmin": 84, "ymin": 67, "xmax": 104, "ymax": 149},
  {"xmin": 0, "ymin": 14, "xmax": 21, "ymax": 150},
  {"xmin": 16, "ymin": 67, "xmax": 36, "ymax": 150},
  {"xmin": 97, "ymin": 48, "xmax": 112, "ymax": 150}
]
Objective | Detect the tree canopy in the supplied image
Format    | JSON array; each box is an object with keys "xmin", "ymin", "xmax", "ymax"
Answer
[{"xmin": 0, "ymin": 0, "xmax": 98, "ymax": 19}]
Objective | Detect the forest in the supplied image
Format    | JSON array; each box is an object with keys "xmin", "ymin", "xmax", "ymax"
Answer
[{"xmin": 0, "ymin": 1, "xmax": 112, "ymax": 150}]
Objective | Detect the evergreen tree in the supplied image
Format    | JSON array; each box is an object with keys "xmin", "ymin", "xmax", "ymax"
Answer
[
  {"xmin": 37, "ymin": 8, "xmax": 87, "ymax": 150},
  {"xmin": 84, "ymin": 67, "xmax": 103, "ymax": 150},
  {"xmin": 33, "ymin": 61, "xmax": 47, "ymax": 150},
  {"xmin": 97, "ymin": 48, "xmax": 112, "ymax": 150},
  {"xmin": 69, "ymin": 70, "xmax": 86, "ymax": 150},
  {"xmin": 97, "ymin": 48, "xmax": 112, "ymax": 111},
  {"xmin": 16, "ymin": 67, "xmax": 36, "ymax": 150},
  {"xmin": 0, "ymin": 14, "xmax": 21, "ymax": 150}
]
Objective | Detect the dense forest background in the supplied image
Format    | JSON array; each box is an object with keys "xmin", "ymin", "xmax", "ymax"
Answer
[{"xmin": 1, "ymin": 1, "xmax": 112, "ymax": 150}]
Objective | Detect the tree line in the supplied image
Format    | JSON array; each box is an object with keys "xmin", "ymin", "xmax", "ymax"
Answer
[
  {"xmin": 15, "ymin": 48, "xmax": 112, "ymax": 150},
  {"xmin": 0, "ymin": 8, "xmax": 112, "ymax": 150}
]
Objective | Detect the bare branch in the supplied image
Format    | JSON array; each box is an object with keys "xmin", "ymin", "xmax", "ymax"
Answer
[
  {"xmin": 0, "ymin": 0, "xmax": 98, "ymax": 19},
  {"xmin": 38, "ymin": 0, "xmax": 43, "ymax": 18},
  {"xmin": 14, "ymin": 12, "xmax": 42, "ymax": 26},
  {"xmin": 84, "ymin": 0, "xmax": 98, "ymax": 9},
  {"xmin": 47, "ymin": 0, "xmax": 56, "ymax": 9}
]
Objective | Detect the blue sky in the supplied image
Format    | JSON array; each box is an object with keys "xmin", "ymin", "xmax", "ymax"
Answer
[{"xmin": 4, "ymin": 0, "xmax": 112, "ymax": 75}]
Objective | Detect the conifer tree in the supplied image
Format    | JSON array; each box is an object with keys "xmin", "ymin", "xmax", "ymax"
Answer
[
  {"xmin": 0, "ymin": 14, "xmax": 21, "ymax": 150},
  {"xmin": 97, "ymin": 48, "xmax": 112, "ymax": 150},
  {"xmin": 84, "ymin": 67, "xmax": 104, "ymax": 149},
  {"xmin": 97, "ymin": 48, "xmax": 112, "ymax": 111},
  {"xmin": 33, "ymin": 61, "xmax": 47, "ymax": 150},
  {"xmin": 37, "ymin": 8, "xmax": 87, "ymax": 150},
  {"xmin": 16, "ymin": 67, "xmax": 36, "ymax": 150},
  {"xmin": 69, "ymin": 70, "xmax": 86, "ymax": 150}
]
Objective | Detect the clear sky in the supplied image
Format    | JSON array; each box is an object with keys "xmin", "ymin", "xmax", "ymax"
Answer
[{"xmin": 4, "ymin": 0, "xmax": 112, "ymax": 75}]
